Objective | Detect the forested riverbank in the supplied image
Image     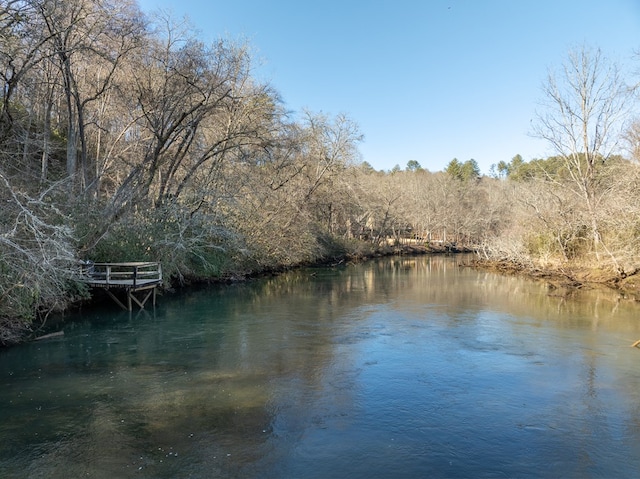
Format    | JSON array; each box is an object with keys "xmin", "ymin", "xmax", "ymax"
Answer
[{"xmin": 1, "ymin": 0, "xmax": 640, "ymax": 344}]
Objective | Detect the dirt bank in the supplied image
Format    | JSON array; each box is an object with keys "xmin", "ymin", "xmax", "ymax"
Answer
[{"xmin": 470, "ymin": 258, "xmax": 640, "ymax": 299}]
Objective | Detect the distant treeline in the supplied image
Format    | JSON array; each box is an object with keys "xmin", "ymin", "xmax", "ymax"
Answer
[{"xmin": 1, "ymin": 0, "xmax": 638, "ymax": 343}]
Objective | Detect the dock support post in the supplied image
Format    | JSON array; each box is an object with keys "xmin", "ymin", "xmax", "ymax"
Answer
[
  {"xmin": 129, "ymin": 288, "xmax": 155, "ymax": 309},
  {"xmin": 103, "ymin": 286, "xmax": 157, "ymax": 311},
  {"xmin": 105, "ymin": 289, "xmax": 129, "ymax": 311},
  {"xmin": 81, "ymin": 262, "xmax": 161, "ymax": 312}
]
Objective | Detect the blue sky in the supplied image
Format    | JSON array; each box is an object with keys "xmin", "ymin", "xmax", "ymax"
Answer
[{"xmin": 136, "ymin": 0, "xmax": 640, "ymax": 174}]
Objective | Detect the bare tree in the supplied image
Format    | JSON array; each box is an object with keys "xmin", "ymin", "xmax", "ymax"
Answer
[
  {"xmin": 101, "ymin": 14, "xmax": 274, "ymax": 223},
  {"xmin": 35, "ymin": 0, "xmax": 144, "ymax": 191},
  {"xmin": 0, "ymin": 170, "xmax": 81, "ymax": 343},
  {"xmin": 532, "ymin": 46, "xmax": 635, "ymax": 266}
]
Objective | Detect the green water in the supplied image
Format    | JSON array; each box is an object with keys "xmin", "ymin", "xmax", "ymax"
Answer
[{"xmin": 2, "ymin": 255, "xmax": 640, "ymax": 478}]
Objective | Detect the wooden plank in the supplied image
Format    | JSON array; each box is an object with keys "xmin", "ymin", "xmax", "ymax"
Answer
[
  {"xmin": 87, "ymin": 262, "xmax": 159, "ymax": 269},
  {"xmin": 78, "ymin": 261, "xmax": 162, "ymax": 311}
]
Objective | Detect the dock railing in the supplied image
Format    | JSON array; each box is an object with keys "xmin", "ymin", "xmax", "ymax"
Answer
[
  {"xmin": 79, "ymin": 261, "xmax": 162, "ymax": 310},
  {"xmin": 80, "ymin": 262, "xmax": 162, "ymax": 289}
]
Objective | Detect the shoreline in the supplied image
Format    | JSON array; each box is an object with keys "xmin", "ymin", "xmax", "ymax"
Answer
[
  {"xmin": 469, "ymin": 257, "xmax": 640, "ymax": 299},
  {"xmin": 21, "ymin": 246, "xmax": 640, "ymax": 346}
]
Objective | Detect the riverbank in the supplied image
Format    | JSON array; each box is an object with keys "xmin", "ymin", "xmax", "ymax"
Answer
[
  {"xmin": 17, "ymin": 245, "xmax": 639, "ymax": 347},
  {"xmin": 470, "ymin": 257, "xmax": 640, "ymax": 299},
  {"xmin": 3, "ymin": 242, "xmax": 463, "ymax": 346}
]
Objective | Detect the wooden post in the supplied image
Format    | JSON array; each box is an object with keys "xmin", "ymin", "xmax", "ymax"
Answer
[
  {"xmin": 105, "ymin": 289, "xmax": 129, "ymax": 311},
  {"xmin": 80, "ymin": 262, "xmax": 161, "ymax": 312}
]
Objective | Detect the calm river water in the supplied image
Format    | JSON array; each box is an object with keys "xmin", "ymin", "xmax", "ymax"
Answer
[{"xmin": 2, "ymin": 255, "xmax": 640, "ymax": 478}]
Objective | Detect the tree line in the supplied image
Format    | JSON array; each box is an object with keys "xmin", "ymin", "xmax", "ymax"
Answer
[{"xmin": 1, "ymin": 0, "xmax": 638, "ymax": 343}]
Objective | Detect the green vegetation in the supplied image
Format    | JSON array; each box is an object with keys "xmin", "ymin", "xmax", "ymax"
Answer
[
  {"xmin": 0, "ymin": 2, "xmax": 638, "ymax": 344},
  {"xmin": 445, "ymin": 158, "xmax": 481, "ymax": 182}
]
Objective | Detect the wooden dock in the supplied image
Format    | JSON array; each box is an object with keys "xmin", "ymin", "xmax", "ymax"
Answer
[{"xmin": 80, "ymin": 262, "xmax": 162, "ymax": 311}]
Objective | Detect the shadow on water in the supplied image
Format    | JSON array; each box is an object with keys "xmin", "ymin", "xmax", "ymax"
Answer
[{"xmin": 2, "ymin": 254, "xmax": 640, "ymax": 478}]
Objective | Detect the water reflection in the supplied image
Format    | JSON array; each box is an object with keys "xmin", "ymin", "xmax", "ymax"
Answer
[{"xmin": 2, "ymin": 255, "xmax": 640, "ymax": 478}]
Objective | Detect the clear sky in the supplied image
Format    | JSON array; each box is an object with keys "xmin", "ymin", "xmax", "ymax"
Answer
[{"xmin": 136, "ymin": 0, "xmax": 640, "ymax": 174}]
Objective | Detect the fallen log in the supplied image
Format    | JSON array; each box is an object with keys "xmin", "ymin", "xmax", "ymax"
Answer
[{"xmin": 34, "ymin": 331, "xmax": 64, "ymax": 341}]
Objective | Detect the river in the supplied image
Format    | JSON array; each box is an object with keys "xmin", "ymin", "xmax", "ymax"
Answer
[{"xmin": 1, "ymin": 254, "xmax": 640, "ymax": 478}]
